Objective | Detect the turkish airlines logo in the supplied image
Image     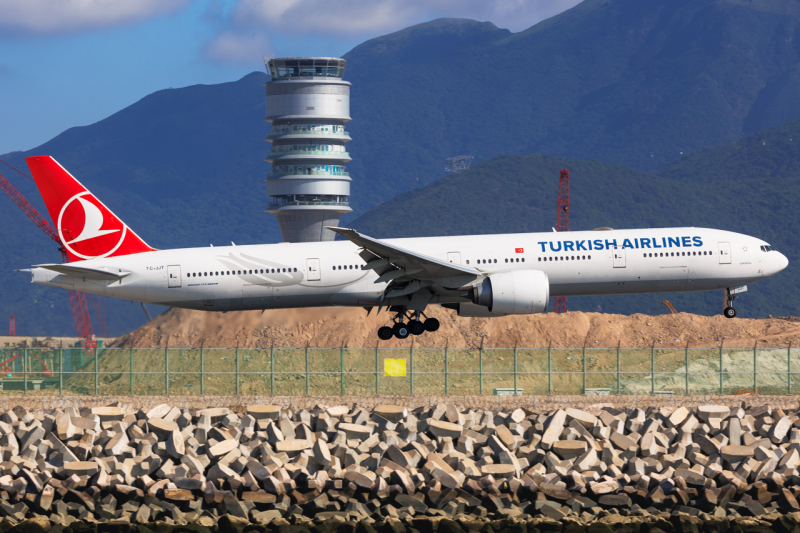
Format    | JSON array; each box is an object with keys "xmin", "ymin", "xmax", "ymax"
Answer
[
  {"xmin": 58, "ymin": 192, "xmax": 127, "ymax": 260},
  {"xmin": 515, "ymin": 247, "xmax": 524, "ymax": 253}
]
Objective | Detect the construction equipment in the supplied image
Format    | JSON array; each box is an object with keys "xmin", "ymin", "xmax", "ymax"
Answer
[
  {"xmin": 0, "ymin": 163, "xmax": 96, "ymax": 349},
  {"xmin": 661, "ymin": 300, "xmax": 678, "ymax": 314},
  {"xmin": 8, "ymin": 315, "xmax": 14, "ymax": 336},
  {"xmin": 554, "ymin": 169, "xmax": 569, "ymax": 314}
]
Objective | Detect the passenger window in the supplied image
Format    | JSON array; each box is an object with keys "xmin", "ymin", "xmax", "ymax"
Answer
[
  {"xmin": 587, "ymin": 255, "xmax": 591, "ymax": 259},
  {"xmin": 466, "ymin": 260, "xmax": 470, "ymax": 264},
  {"xmin": 522, "ymin": 258, "xmax": 525, "ymax": 262},
  {"xmin": 538, "ymin": 258, "xmax": 541, "ymax": 262},
  {"xmin": 283, "ymin": 268, "xmax": 287, "ymax": 272},
  {"xmin": 294, "ymin": 268, "xmax": 297, "ymax": 272}
]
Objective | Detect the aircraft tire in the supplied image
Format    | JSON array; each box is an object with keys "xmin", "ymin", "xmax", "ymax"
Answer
[
  {"xmin": 393, "ymin": 323, "xmax": 410, "ymax": 339},
  {"xmin": 723, "ymin": 306, "xmax": 737, "ymax": 319},
  {"xmin": 409, "ymin": 320, "xmax": 425, "ymax": 336},
  {"xmin": 378, "ymin": 326, "xmax": 394, "ymax": 341},
  {"xmin": 424, "ymin": 318, "xmax": 440, "ymax": 332}
]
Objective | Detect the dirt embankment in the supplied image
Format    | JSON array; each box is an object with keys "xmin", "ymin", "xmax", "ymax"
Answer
[{"xmin": 111, "ymin": 306, "xmax": 800, "ymax": 348}]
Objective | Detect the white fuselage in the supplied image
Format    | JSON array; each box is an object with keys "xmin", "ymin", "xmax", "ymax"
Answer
[{"xmin": 29, "ymin": 227, "xmax": 788, "ymax": 312}]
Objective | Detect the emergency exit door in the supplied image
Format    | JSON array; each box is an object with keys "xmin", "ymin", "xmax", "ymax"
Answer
[
  {"xmin": 167, "ymin": 265, "xmax": 181, "ymax": 288},
  {"xmin": 307, "ymin": 258, "xmax": 321, "ymax": 281},
  {"xmin": 613, "ymin": 249, "xmax": 626, "ymax": 268},
  {"xmin": 447, "ymin": 252, "xmax": 461, "ymax": 265},
  {"xmin": 718, "ymin": 242, "xmax": 731, "ymax": 264}
]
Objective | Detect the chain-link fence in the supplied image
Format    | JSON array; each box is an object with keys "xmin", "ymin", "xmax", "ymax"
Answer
[{"xmin": 0, "ymin": 345, "xmax": 796, "ymax": 396}]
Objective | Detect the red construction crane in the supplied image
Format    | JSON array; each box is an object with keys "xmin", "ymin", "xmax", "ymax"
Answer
[
  {"xmin": 8, "ymin": 315, "xmax": 14, "ymax": 336},
  {"xmin": 0, "ymin": 163, "xmax": 96, "ymax": 349},
  {"xmin": 554, "ymin": 169, "xmax": 569, "ymax": 314}
]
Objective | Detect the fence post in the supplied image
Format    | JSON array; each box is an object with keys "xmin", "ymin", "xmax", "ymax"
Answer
[
  {"xmin": 23, "ymin": 349, "xmax": 27, "ymax": 396},
  {"xmin": 129, "ymin": 347, "xmax": 133, "ymax": 395},
  {"xmin": 235, "ymin": 344, "xmax": 240, "ymax": 396},
  {"xmin": 685, "ymin": 342, "xmax": 689, "ymax": 395},
  {"xmin": 410, "ymin": 340, "xmax": 415, "ymax": 396},
  {"xmin": 616, "ymin": 341, "xmax": 621, "ymax": 395},
  {"xmin": 754, "ymin": 340, "xmax": 758, "ymax": 394},
  {"xmin": 719, "ymin": 340, "xmax": 724, "ymax": 395},
  {"xmin": 339, "ymin": 344, "xmax": 344, "ymax": 396},
  {"xmin": 582, "ymin": 343, "xmax": 587, "ymax": 395},
  {"xmin": 514, "ymin": 342, "xmax": 519, "ymax": 396},
  {"xmin": 651, "ymin": 341, "xmax": 655, "ymax": 395},
  {"xmin": 94, "ymin": 348, "xmax": 99, "ymax": 396},
  {"xmin": 58, "ymin": 343, "xmax": 63, "ymax": 396},
  {"xmin": 200, "ymin": 342, "xmax": 205, "ymax": 396},
  {"xmin": 789, "ymin": 341, "xmax": 793, "ymax": 396},
  {"xmin": 375, "ymin": 344, "xmax": 379, "ymax": 395},
  {"xmin": 445, "ymin": 342, "xmax": 449, "ymax": 396},
  {"xmin": 270, "ymin": 344, "xmax": 275, "ymax": 396},
  {"xmin": 479, "ymin": 337, "xmax": 484, "ymax": 396},
  {"xmin": 165, "ymin": 343, "xmax": 169, "ymax": 396},
  {"xmin": 548, "ymin": 342, "xmax": 552, "ymax": 395}
]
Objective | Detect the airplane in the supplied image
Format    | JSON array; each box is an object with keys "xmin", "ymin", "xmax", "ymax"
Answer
[{"xmin": 21, "ymin": 156, "xmax": 789, "ymax": 341}]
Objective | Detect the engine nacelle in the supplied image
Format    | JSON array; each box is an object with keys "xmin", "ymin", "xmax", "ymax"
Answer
[{"xmin": 471, "ymin": 270, "xmax": 549, "ymax": 314}]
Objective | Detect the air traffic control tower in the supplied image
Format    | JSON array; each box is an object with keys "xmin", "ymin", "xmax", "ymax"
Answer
[{"xmin": 265, "ymin": 57, "xmax": 352, "ymax": 242}]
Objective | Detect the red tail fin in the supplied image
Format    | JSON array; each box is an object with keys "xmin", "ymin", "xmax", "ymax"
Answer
[{"xmin": 26, "ymin": 156, "xmax": 155, "ymax": 262}]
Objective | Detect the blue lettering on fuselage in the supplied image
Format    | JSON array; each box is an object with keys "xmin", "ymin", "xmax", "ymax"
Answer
[{"xmin": 535, "ymin": 236, "xmax": 704, "ymax": 253}]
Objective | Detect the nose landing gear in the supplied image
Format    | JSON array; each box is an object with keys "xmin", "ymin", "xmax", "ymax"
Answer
[
  {"xmin": 723, "ymin": 288, "xmax": 738, "ymax": 318},
  {"xmin": 377, "ymin": 308, "xmax": 440, "ymax": 340}
]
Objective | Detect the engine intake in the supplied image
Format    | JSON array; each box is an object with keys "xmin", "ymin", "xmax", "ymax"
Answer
[{"xmin": 470, "ymin": 270, "xmax": 549, "ymax": 314}]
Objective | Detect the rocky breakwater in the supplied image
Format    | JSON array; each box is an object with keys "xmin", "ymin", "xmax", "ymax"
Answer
[{"xmin": 1, "ymin": 403, "xmax": 800, "ymax": 532}]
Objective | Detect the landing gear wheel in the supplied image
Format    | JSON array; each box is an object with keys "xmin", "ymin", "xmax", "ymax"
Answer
[
  {"xmin": 424, "ymin": 318, "xmax": 440, "ymax": 332},
  {"xmin": 408, "ymin": 320, "xmax": 425, "ymax": 336},
  {"xmin": 393, "ymin": 322, "xmax": 410, "ymax": 339},
  {"xmin": 723, "ymin": 306, "xmax": 737, "ymax": 319},
  {"xmin": 378, "ymin": 326, "xmax": 393, "ymax": 341}
]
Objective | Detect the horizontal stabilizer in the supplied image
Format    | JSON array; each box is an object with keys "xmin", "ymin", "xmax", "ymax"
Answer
[{"xmin": 34, "ymin": 263, "xmax": 130, "ymax": 281}]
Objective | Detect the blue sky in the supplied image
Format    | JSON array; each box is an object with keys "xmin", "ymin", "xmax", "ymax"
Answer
[{"xmin": 0, "ymin": 0, "xmax": 580, "ymax": 156}]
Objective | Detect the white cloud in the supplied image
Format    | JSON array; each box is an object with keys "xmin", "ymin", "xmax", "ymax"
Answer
[
  {"xmin": 0, "ymin": 0, "xmax": 189, "ymax": 34},
  {"xmin": 204, "ymin": 0, "xmax": 582, "ymax": 62},
  {"xmin": 204, "ymin": 30, "xmax": 272, "ymax": 64},
  {"xmin": 232, "ymin": 0, "xmax": 580, "ymax": 35}
]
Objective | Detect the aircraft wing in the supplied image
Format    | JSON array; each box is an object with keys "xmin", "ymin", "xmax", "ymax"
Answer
[
  {"xmin": 326, "ymin": 227, "xmax": 479, "ymax": 283},
  {"xmin": 34, "ymin": 264, "xmax": 130, "ymax": 281}
]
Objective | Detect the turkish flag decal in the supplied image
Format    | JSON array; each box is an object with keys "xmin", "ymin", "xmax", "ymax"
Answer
[{"xmin": 515, "ymin": 248, "xmax": 524, "ymax": 253}]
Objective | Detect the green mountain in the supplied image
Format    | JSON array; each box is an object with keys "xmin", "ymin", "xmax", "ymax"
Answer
[
  {"xmin": 2, "ymin": 0, "xmax": 800, "ymax": 335},
  {"xmin": 352, "ymin": 118, "xmax": 800, "ymax": 318}
]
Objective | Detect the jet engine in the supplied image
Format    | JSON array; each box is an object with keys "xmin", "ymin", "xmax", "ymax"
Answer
[{"xmin": 470, "ymin": 270, "xmax": 549, "ymax": 314}]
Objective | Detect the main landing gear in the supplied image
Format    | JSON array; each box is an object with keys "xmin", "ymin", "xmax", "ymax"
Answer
[
  {"xmin": 377, "ymin": 308, "xmax": 440, "ymax": 340},
  {"xmin": 723, "ymin": 288, "xmax": 737, "ymax": 319}
]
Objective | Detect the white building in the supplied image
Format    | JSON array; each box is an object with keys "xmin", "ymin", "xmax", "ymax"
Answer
[{"xmin": 265, "ymin": 58, "xmax": 352, "ymax": 242}]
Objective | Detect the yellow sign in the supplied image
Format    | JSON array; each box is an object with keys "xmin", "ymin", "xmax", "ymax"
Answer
[{"xmin": 384, "ymin": 359, "xmax": 407, "ymax": 377}]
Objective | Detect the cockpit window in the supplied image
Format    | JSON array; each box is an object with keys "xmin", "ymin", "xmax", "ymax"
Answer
[{"xmin": 761, "ymin": 245, "xmax": 775, "ymax": 252}]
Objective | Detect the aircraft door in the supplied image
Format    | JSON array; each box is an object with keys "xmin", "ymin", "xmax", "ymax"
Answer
[
  {"xmin": 718, "ymin": 242, "xmax": 731, "ymax": 264},
  {"xmin": 447, "ymin": 252, "xmax": 461, "ymax": 265},
  {"xmin": 613, "ymin": 249, "xmax": 626, "ymax": 268},
  {"xmin": 167, "ymin": 265, "xmax": 181, "ymax": 288},
  {"xmin": 307, "ymin": 258, "xmax": 321, "ymax": 281}
]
